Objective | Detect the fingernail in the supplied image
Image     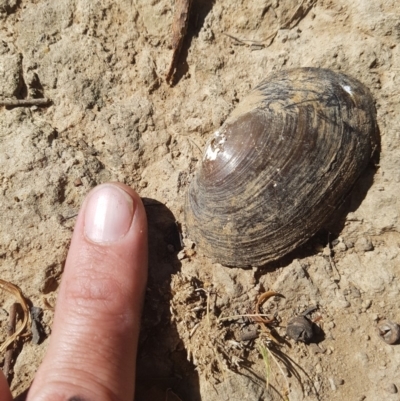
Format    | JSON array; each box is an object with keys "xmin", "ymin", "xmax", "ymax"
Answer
[{"xmin": 84, "ymin": 184, "xmax": 135, "ymax": 243}]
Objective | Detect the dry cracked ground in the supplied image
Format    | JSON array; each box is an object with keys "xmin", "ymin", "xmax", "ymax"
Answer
[{"xmin": 0, "ymin": 1, "xmax": 400, "ymax": 400}]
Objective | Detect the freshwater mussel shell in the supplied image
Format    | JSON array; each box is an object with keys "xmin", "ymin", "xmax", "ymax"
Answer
[{"xmin": 185, "ymin": 68, "xmax": 378, "ymax": 268}]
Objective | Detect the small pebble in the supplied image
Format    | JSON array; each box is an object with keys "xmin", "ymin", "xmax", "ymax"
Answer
[
  {"xmin": 281, "ymin": 364, "xmax": 290, "ymax": 377},
  {"xmin": 322, "ymin": 246, "xmax": 331, "ymax": 256},
  {"xmin": 186, "ymin": 249, "xmax": 196, "ymax": 257},
  {"xmin": 286, "ymin": 316, "xmax": 314, "ymax": 343},
  {"xmin": 385, "ymin": 383, "xmax": 398, "ymax": 394},
  {"xmin": 334, "ymin": 242, "xmax": 347, "ymax": 252},
  {"xmin": 74, "ymin": 178, "xmax": 83, "ymax": 186},
  {"xmin": 371, "ymin": 313, "xmax": 379, "ymax": 321},
  {"xmin": 239, "ymin": 325, "xmax": 258, "ymax": 341},
  {"xmin": 337, "ymin": 300, "xmax": 351, "ymax": 308},
  {"xmin": 362, "ymin": 299, "xmax": 372, "ymax": 309},
  {"xmin": 310, "ymin": 343, "xmax": 325, "ymax": 354},
  {"xmin": 183, "ymin": 239, "xmax": 195, "ymax": 249},
  {"xmin": 326, "ymin": 321, "xmax": 335, "ymax": 329},
  {"xmin": 31, "ymin": 306, "xmax": 44, "ymax": 345},
  {"xmin": 329, "ymin": 377, "xmax": 337, "ymax": 391},
  {"xmin": 357, "ymin": 352, "xmax": 369, "ymax": 364},
  {"xmin": 355, "ymin": 236, "xmax": 373, "ymax": 252},
  {"xmin": 177, "ymin": 250, "xmax": 186, "ymax": 260},
  {"xmin": 344, "ymin": 238, "xmax": 354, "ymax": 248}
]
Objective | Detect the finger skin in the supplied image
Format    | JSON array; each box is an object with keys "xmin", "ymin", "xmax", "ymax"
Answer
[
  {"xmin": 0, "ymin": 370, "xmax": 12, "ymax": 401},
  {"xmin": 27, "ymin": 183, "xmax": 148, "ymax": 401}
]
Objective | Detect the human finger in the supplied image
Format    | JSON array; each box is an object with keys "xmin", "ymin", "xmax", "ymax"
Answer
[{"xmin": 27, "ymin": 183, "xmax": 148, "ymax": 401}]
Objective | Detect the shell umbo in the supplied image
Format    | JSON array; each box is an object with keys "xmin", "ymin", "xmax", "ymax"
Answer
[{"xmin": 185, "ymin": 68, "xmax": 378, "ymax": 267}]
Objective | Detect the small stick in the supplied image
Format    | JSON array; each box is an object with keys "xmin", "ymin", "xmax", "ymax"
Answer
[
  {"xmin": 224, "ymin": 32, "xmax": 277, "ymax": 48},
  {"xmin": 0, "ymin": 98, "xmax": 52, "ymax": 107},
  {"xmin": 327, "ymin": 232, "xmax": 341, "ymax": 281},
  {"xmin": 3, "ymin": 303, "xmax": 18, "ymax": 381},
  {"xmin": 218, "ymin": 313, "xmax": 278, "ymax": 322},
  {"xmin": 166, "ymin": 0, "xmax": 192, "ymax": 85}
]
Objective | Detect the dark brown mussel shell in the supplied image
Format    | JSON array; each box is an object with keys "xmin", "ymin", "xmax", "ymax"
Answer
[{"xmin": 185, "ymin": 68, "xmax": 378, "ymax": 267}]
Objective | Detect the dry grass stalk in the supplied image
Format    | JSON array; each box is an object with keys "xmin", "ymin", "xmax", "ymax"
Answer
[{"xmin": 0, "ymin": 279, "xmax": 31, "ymax": 354}]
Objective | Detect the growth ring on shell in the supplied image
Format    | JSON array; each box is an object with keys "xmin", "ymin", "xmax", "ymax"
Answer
[{"xmin": 185, "ymin": 68, "xmax": 378, "ymax": 268}]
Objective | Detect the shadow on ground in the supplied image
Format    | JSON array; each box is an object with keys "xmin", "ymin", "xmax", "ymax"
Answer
[{"xmin": 135, "ymin": 198, "xmax": 201, "ymax": 401}]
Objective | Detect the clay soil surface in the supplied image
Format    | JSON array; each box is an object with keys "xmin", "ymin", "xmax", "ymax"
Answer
[{"xmin": 1, "ymin": 1, "xmax": 400, "ymax": 400}]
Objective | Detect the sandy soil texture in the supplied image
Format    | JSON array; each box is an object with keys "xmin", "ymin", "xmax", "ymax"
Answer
[{"xmin": 1, "ymin": 1, "xmax": 400, "ymax": 400}]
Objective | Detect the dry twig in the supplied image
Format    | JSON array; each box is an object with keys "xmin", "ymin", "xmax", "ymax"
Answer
[
  {"xmin": 2, "ymin": 303, "xmax": 17, "ymax": 380},
  {"xmin": 327, "ymin": 232, "xmax": 341, "ymax": 281},
  {"xmin": 218, "ymin": 313, "xmax": 279, "ymax": 322},
  {"xmin": 166, "ymin": 0, "xmax": 192, "ymax": 85},
  {"xmin": 0, "ymin": 98, "xmax": 52, "ymax": 107}
]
